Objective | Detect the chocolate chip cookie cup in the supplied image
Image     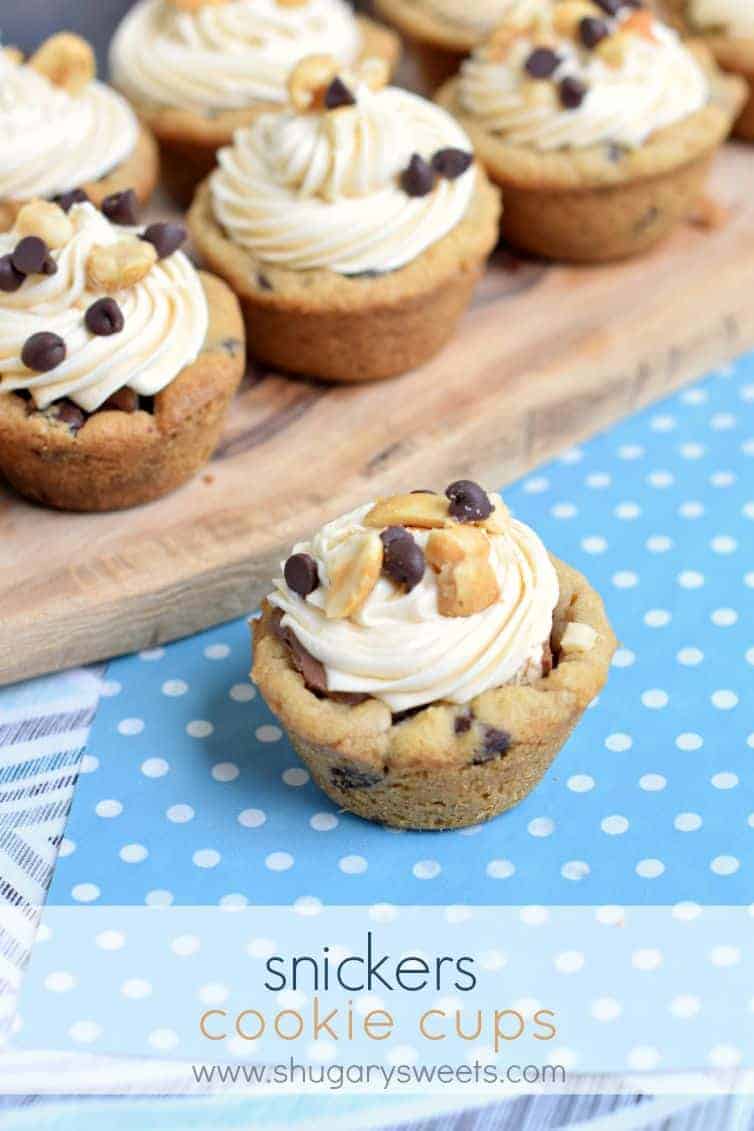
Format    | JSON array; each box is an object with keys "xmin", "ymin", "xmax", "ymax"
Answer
[
  {"xmin": 110, "ymin": 0, "xmax": 400, "ymax": 206},
  {"xmin": 436, "ymin": 2, "xmax": 745, "ymax": 261},
  {"xmin": 0, "ymin": 200, "xmax": 244, "ymax": 512},
  {"xmin": 189, "ymin": 56, "xmax": 500, "ymax": 382},
  {"xmin": 252, "ymin": 482, "xmax": 616, "ymax": 830},
  {"xmin": 663, "ymin": 0, "xmax": 754, "ymax": 140},
  {"xmin": 0, "ymin": 36, "xmax": 158, "ymax": 235}
]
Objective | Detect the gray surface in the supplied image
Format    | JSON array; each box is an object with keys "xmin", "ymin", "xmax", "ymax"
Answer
[{"xmin": 0, "ymin": 0, "xmax": 134, "ymax": 70}]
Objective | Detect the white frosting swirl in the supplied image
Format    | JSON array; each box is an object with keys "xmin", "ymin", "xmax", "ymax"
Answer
[
  {"xmin": 0, "ymin": 203, "xmax": 208, "ymax": 413},
  {"xmin": 110, "ymin": 0, "xmax": 363, "ymax": 113},
  {"xmin": 211, "ymin": 83, "xmax": 475, "ymax": 274},
  {"xmin": 269, "ymin": 498, "xmax": 559, "ymax": 712},
  {"xmin": 424, "ymin": 0, "xmax": 542, "ymax": 33},
  {"xmin": 458, "ymin": 12, "xmax": 709, "ymax": 150},
  {"xmin": 689, "ymin": 0, "xmax": 754, "ymax": 37},
  {"xmin": 0, "ymin": 50, "xmax": 139, "ymax": 200}
]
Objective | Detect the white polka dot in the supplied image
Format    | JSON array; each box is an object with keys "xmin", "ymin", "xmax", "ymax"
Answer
[
  {"xmin": 266, "ymin": 851, "xmax": 294, "ymax": 872},
  {"xmin": 641, "ymin": 689, "xmax": 668, "ymax": 709},
  {"xmin": 333, "ymin": 854, "xmax": 367, "ymax": 876},
  {"xmin": 627, "ymin": 1046, "xmax": 661, "ymax": 1071},
  {"xmin": 612, "ymin": 648, "xmax": 635, "ymax": 668},
  {"xmin": 145, "ymin": 889, "xmax": 173, "ymax": 907},
  {"xmin": 644, "ymin": 609, "xmax": 671, "ymax": 628},
  {"xmin": 591, "ymin": 997, "xmax": 622, "ymax": 1022},
  {"xmin": 636, "ymin": 858, "xmax": 665, "ymax": 879},
  {"xmin": 581, "ymin": 535, "xmax": 608, "ymax": 554},
  {"xmin": 745, "ymin": 573, "xmax": 754, "ymax": 589},
  {"xmin": 445, "ymin": 906, "xmax": 473, "ymax": 924},
  {"xmin": 527, "ymin": 817, "xmax": 555, "ymax": 838},
  {"xmin": 710, "ymin": 945, "xmax": 741, "ymax": 967},
  {"xmin": 681, "ymin": 387, "xmax": 707, "ymax": 405},
  {"xmin": 645, "ymin": 535, "xmax": 673, "ymax": 554},
  {"xmin": 639, "ymin": 773, "xmax": 666, "ymax": 792},
  {"xmin": 675, "ymin": 813, "xmax": 703, "ymax": 833},
  {"xmin": 58, "ymin": 838, "xmax": 76, "ymax": 857},
  {"xmin": 198, "ymin": 983, "xmax": 229, "ymax": 1006},
  {"xmin": 412, "ymin": 859, "xmax": 441, "ymax": 880},
  {"xmin": 139, "ymin": 648, "xmax": 164, "ymax": 661},
  {"xmin": 369, "ymin": 904, "xmax": 398, "ymax": 923},
  {"xmin": 256, "ymin": 724, "xmax": 282, "ymax": 743},
  {"xmin": 711, "ymin": 535, "xmax": 737, "ymax": 554},
  {"xmin": 711, "ymin": 771, "xmax": 738, "ymax": 790},
  {"xmin": 519, "ymin": 906, "xmax": 549, "ymax": 926},
  {"xmin": 69, "ymin": 1021, "xmax": 102, "ymax": 1045},
  {"xmin": 711, "ymin": 690, "xmax": 738, "ymax": 710},
  {"xmin": 605, "ymin": 732, "xmax": 632, "ymax": 752},
  {"xmin": 710, "ymin": 412, "xmax": 736, "ymax": 431},
  {"xmin": 117, "ymin": 718, "xmax": 144, "ymax": 736},
  {"xmin": 676, "ymin": 733, "xmax": 703, "ymax": 751},
  {"xmin": 567, "ymin": 774, "xmax": 595, "ymax": 793},
  {"xmin": 651, "ymin": 414, "xmax": 676, "ymax": 432},
  {"xmin": 679, "ymin": 442, "xmax": 705, "ymax": 460},
  {"xmin": 478, "ymin": 948, "xmax": 508, "ymax": 971},
  {"xmin": 561, "ymin": 860, "xmax": 590, "ymax": 882},
  {"xmin": 230, "ymin": 683, "xmax": 256, "ymax": 702},
  {"xmin": 632, "ymin": 948, "xmax": 663, "ymax": 971},
  {"xmin": 99, "ymin": 681, "xmax": 121, "ymax": 698},
  {"xmin": 743, "ymin": 438, "xmax": 754, "ymax": 456},
  {"xmin": 193, "ymin": 849, "xmax": 221, "ymax": 869},
  {"xmin": 550, "ymin": 502, "xmax": 577, "ymax": 519},
  {"xmin": 121, "ymin": 979, "xmax": 152, "ymax": 1000},
  {"xmin": 79, "ymin": 754, "xmax": 99, "ymax": 773},
  {"xmin": 171, "ymin": 934, "xmax": 200, "ymax": 957},
  {"xmin": 238, "ymin": 808, "xmax": 266, "ymax": 828},
  {"xmin": 293, "ymin": 896, "xmax": 323, "ymax": 917},
  {"xmin": 212, "ymin": 762, "xmax": 240, "ymax": 783},
  {"xmin": 523, "ymin": 476, "xmax": 549, "ymax": 493},
  {"xmin": 120, "ymin": 843, "xmax": 148, "ymax": 864},
  {"xmin": 673, "ymin": 901, "xmax": 702, "ymax": 921},
  {"xmin": 711, "ymin": 608, "xmax": 738, "ymax": 627},
  {"xmin": 555, "ymin": 950, "xmax": 584, "ymax": 974},
  {"xmin": 647, "ymin": 470, "xmax": 674, "ymax": 489},
  {"xmin": 187, "ymin": 720, "xmax": 214, "ymax": 738},
  {"xmin": 282, "ymin": 767, "xmax": 309, "ymax": 787},
  {"xmin": 486, "ymin": 859, "xmax": 515, "ymax": 880},
  {"xmin": 677, "ymin": 646, "xmax": 704, "ymax": 666},
  {"xmin": 678, "ymin": 571, "xmax": 704, "ymax": 589},
  {"xmin": 45, "ymin": 971, "xmax": 76, "ymax": 993},
  {"xmin": 219, "ymin": 893, "xmax": 248, "ymax": 909},
  {"xmin": 72, "ymin": 883, "xmax": 99, "ymax": 903},
  {"xmin": 615, "ymin": 502, "xmax": 641, "ymax": 520},
  {"xmin": 166, "ymin": 803, "xmax": 194, "ymax": 823},
  {"xmin": 204, "ymin": 644, "xmax": 230, "ymax": 660},
  {"xmin": 744, "ymin": 502, "xmax": 754, "ymax": 520},
  {"xmin": 95, "ymin": 930, "xmax": 125, "ymax": 951},
  {"xmin": 586, "ymin": 472, "xmax": 611, "ymax": 488},
  {"xmin": 612, "ymin": 570, "xmax": 638, "ymax": 589},
  {"xmin": 560, "ymin": 446, "xmax": 583, "ymax": 464},
  {"xmin": 95, "ymin": 799, "xmax": 123, "ymax": 819},
  {"xmin": 310, "ymin": 812, "xmax": 338, "ymax": 832},
  {"xmin": 618, "ymin": 444, "xmax": 644, "ymax": 460},
  {"xmin": 141, "ymin": 758, "xmax": 169, "ymax": 779},
  {"xmin": 162, "ymin": 680, "xmax": 188, "ymax": 697},
  {"xmin": 711, "ymin": 855, "xmax": 740, "ymax": 876},
  {"xmin": 710, "ymin": 471, "xmax": 736, "ymax": 487},
  {"xmin": 601, "ymin": 815, "xmax": 629, "ymax": 836},
  {"xmin": 148, "ymin": 1029, "xmax": 179, "ymax": 1052},
  {"xmin": 670, "ymin": 995, "xmax": 700, "ymax": 1019},
  {"xmin": 709, "ymin": 1045, "xmax": 742, "ymax": 1069}
]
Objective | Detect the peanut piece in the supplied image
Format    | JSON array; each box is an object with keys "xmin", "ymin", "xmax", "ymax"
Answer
[
  {"xmin": 365, "ymin": 492, "xmax": 452, "ymax": 531},
  {"xmin": 3, "ymin": 46, "xmax": 24, "ymax": 66},
  {"xmin": 426, "ymin": 526, "xmax": 500, "ymax": 618},
  {"xmin": 621, "ymin": 9, "xmax": 656, "ymax": 40},
  {"xmin": 360, "ymin": 56, "xmax": 390, "ymax": 92},
  {"xmin": 86, "ymin": 239, "xmax": 157, "ymax": 293},
  {"xmin": 560, "ymin": 622, "xmax": 598, "ymax": 654},
  {"xmin": 325, "ymin": 531, "xmax": 383, "ymax": 620},
  {"xmin": 16, "ymin": 201, "xmax": 73, "ymax": 249},
  {"xmin": 29, "ymin": 33, "xmax": 95, "ymax": 95},
  {"xmin": 287, "ymin": 54, "xmax": 339, "ymax": 111}
]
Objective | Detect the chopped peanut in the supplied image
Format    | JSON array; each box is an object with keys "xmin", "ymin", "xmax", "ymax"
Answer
[
  {"xmin": 86, "ymin": 239, "xmax": 157, "ymax": 293},
  {"xmin": 16, "ymin": 201, "xmax": 73, "ymax": 249},
  {"xmin": 29, "ymin": 33, "xmax": 95, "ymax": 95},
  {"xmin": 325, "ymin": 531, "xmax": 383, "ymax": 620}
]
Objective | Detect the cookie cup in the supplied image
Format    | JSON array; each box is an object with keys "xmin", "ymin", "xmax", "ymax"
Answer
[
  {"xmin": 252, "ymin": 556, "xmax": 617, "ymax": 830},
  {"xmin": 189, "ymin": 170, "xmax": 500, "ymax": 382},
  {"xmin": 374, "ymin": 0, "xmax": 480, "ymax": 89},
  {"xmin": 0, "ymin": 273, "xmax": 244, "ymax": 512},
  {"xmin": 437, "ymin": 60, "xmax": 744, "ymax": 261},
  {"xmin": 124, "ymin": 18, "xmax": 400, "ymax": 207},
  {"xmin": 0, "ymin": 125, "xmax": 160, "ymax": 235}
]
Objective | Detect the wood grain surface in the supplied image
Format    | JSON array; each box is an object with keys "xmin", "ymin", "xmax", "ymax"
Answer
[{"xmin": 2, "ymin": 145, "xmax": 753, "ymax": 685}]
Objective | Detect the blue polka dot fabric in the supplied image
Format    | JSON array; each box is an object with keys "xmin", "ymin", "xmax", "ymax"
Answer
[{"xmin": 49, "ymin": 355, "xmax": 754, "ymax": 908}]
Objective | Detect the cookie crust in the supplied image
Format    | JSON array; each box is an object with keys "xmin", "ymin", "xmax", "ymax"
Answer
[
  {"xmin": 188, "ymin": 169, "xmax": 501, "ymax": 381},
  {"xmin": 252, "ymin": 556, "xmax": 617, "ymax": 829},
  {"xmin": 0, "ymin": 272, "xmax": 244, "ymax": 512}
]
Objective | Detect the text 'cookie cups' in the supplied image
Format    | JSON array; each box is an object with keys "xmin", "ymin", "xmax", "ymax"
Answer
[
  {"xmin": 437, "ymin": 2, "xmax": 745, "ymax": 262},
  {"xmin": 189, "ymin": 56, "xmax": 501, "ymax": 382},
  {"xmin": 110, "ymin": 0, "xmax": 400, "ymax": 205},
  {"xmin": 0, "ymin": 36, "xmax": 158, "ymax": 234},
  {"xmin": 0, "ymin": 200, "xmax": 244, "ymax": 512},
  {"xmin": 252, "ymin": 482, "xmax": 616, "ymax": 829},
  {"xmin": 663, "ymin": 0, "xmax": 754, "ymax": 140}
]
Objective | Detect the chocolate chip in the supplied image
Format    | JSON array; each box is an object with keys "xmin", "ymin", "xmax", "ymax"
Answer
[
  {"xmin": 101, "ymin": 387, "xmax": 138, "ymax": 412},
  {"xmin": 141, "ymin": 222, "xmax": 186, "ymax": 259},
  {"xmin": 102, "ymin": 188, "xmax": 138, "ymax": 226},
  {"xmin": 381, "ymin": 527, "xmax": 425, "ymax": 592},
  {"xmin": 400, "ymin": 154, "xmax": 436, "ymax": 198},
  {"xmin": 445, "ymin": 480, "xmax": 492, "ymax": 522},
  {"xmin": 0, "ymin": 254, "xmax": 24, "ymax": 292},
  {"xmin": 594, "ymin": 0, "xmax": 623, "ymax": 12},
  {"xmin": 559, "ymin": 76, "xmax": 588, "ymax": 109},
  {"xmin": 85, "ymin": 297, "xmax": 124, "ymax": 336},
  {"xmin": 21, "ymin": 331, "xmax": 66, "ymax": 372},
  {"xmin": 287, "ymin": 631, "xmax": 328, "ymax": 693},
  {"xmin": 431, "ymin": 148, "xmax": 473, "ymax": 179},
  {"xmin": 454, "ymin": 712, "xmax": 473, "ymax": 735},
  {"xmin": 139, "ymin": 395, "xmax": 155, "ymax": 414},
  {"xmin": 331, "ymin": 765, "xmax": 383, "ymax": 790},
  {"xmin": 579, "ymin": 16, "xmax": 609, "ymax": 47},
  {"xmin": 392, "ymin": 705, "xmax": 424, "ymax": 725},
  {"xmin": 324, "ymin": 76, "xmax": 356, "ymax": 110},
  {"xmin": 53, "ymin": 399, "xmax": 86, "ymax": 434},
  {"xmin": 284, "ymin": 552, "xmax": 319, "ymax": 597},
  {"xmin": 55, "ymin": 187, "xmax": 89, "ymax": 213},
  {"xmin": 606, "ymin": 143, "xmax": 624, "ymax": 163},
  {"xmin": 257, "ymin": 272, "xmax": 273, "ymax": 291},
  {"xmin": 12, "ymin": 236, "xmax": 49, "ymax": 276},
  {"xmin": 472, "ymin": 726, "xmax": 511, "ymax": 764},
  {"xmin": 41, "ymin": 254, "xmax": 58, "ymax": 276},
  {"xmin": 524, "ymin": 47, "xmax": 560, "ymax": 79}
]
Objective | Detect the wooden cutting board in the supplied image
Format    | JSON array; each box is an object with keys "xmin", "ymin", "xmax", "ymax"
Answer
[{"xmin": 2, "ymin": 144, "xmax": 753, "ymax": 686}]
